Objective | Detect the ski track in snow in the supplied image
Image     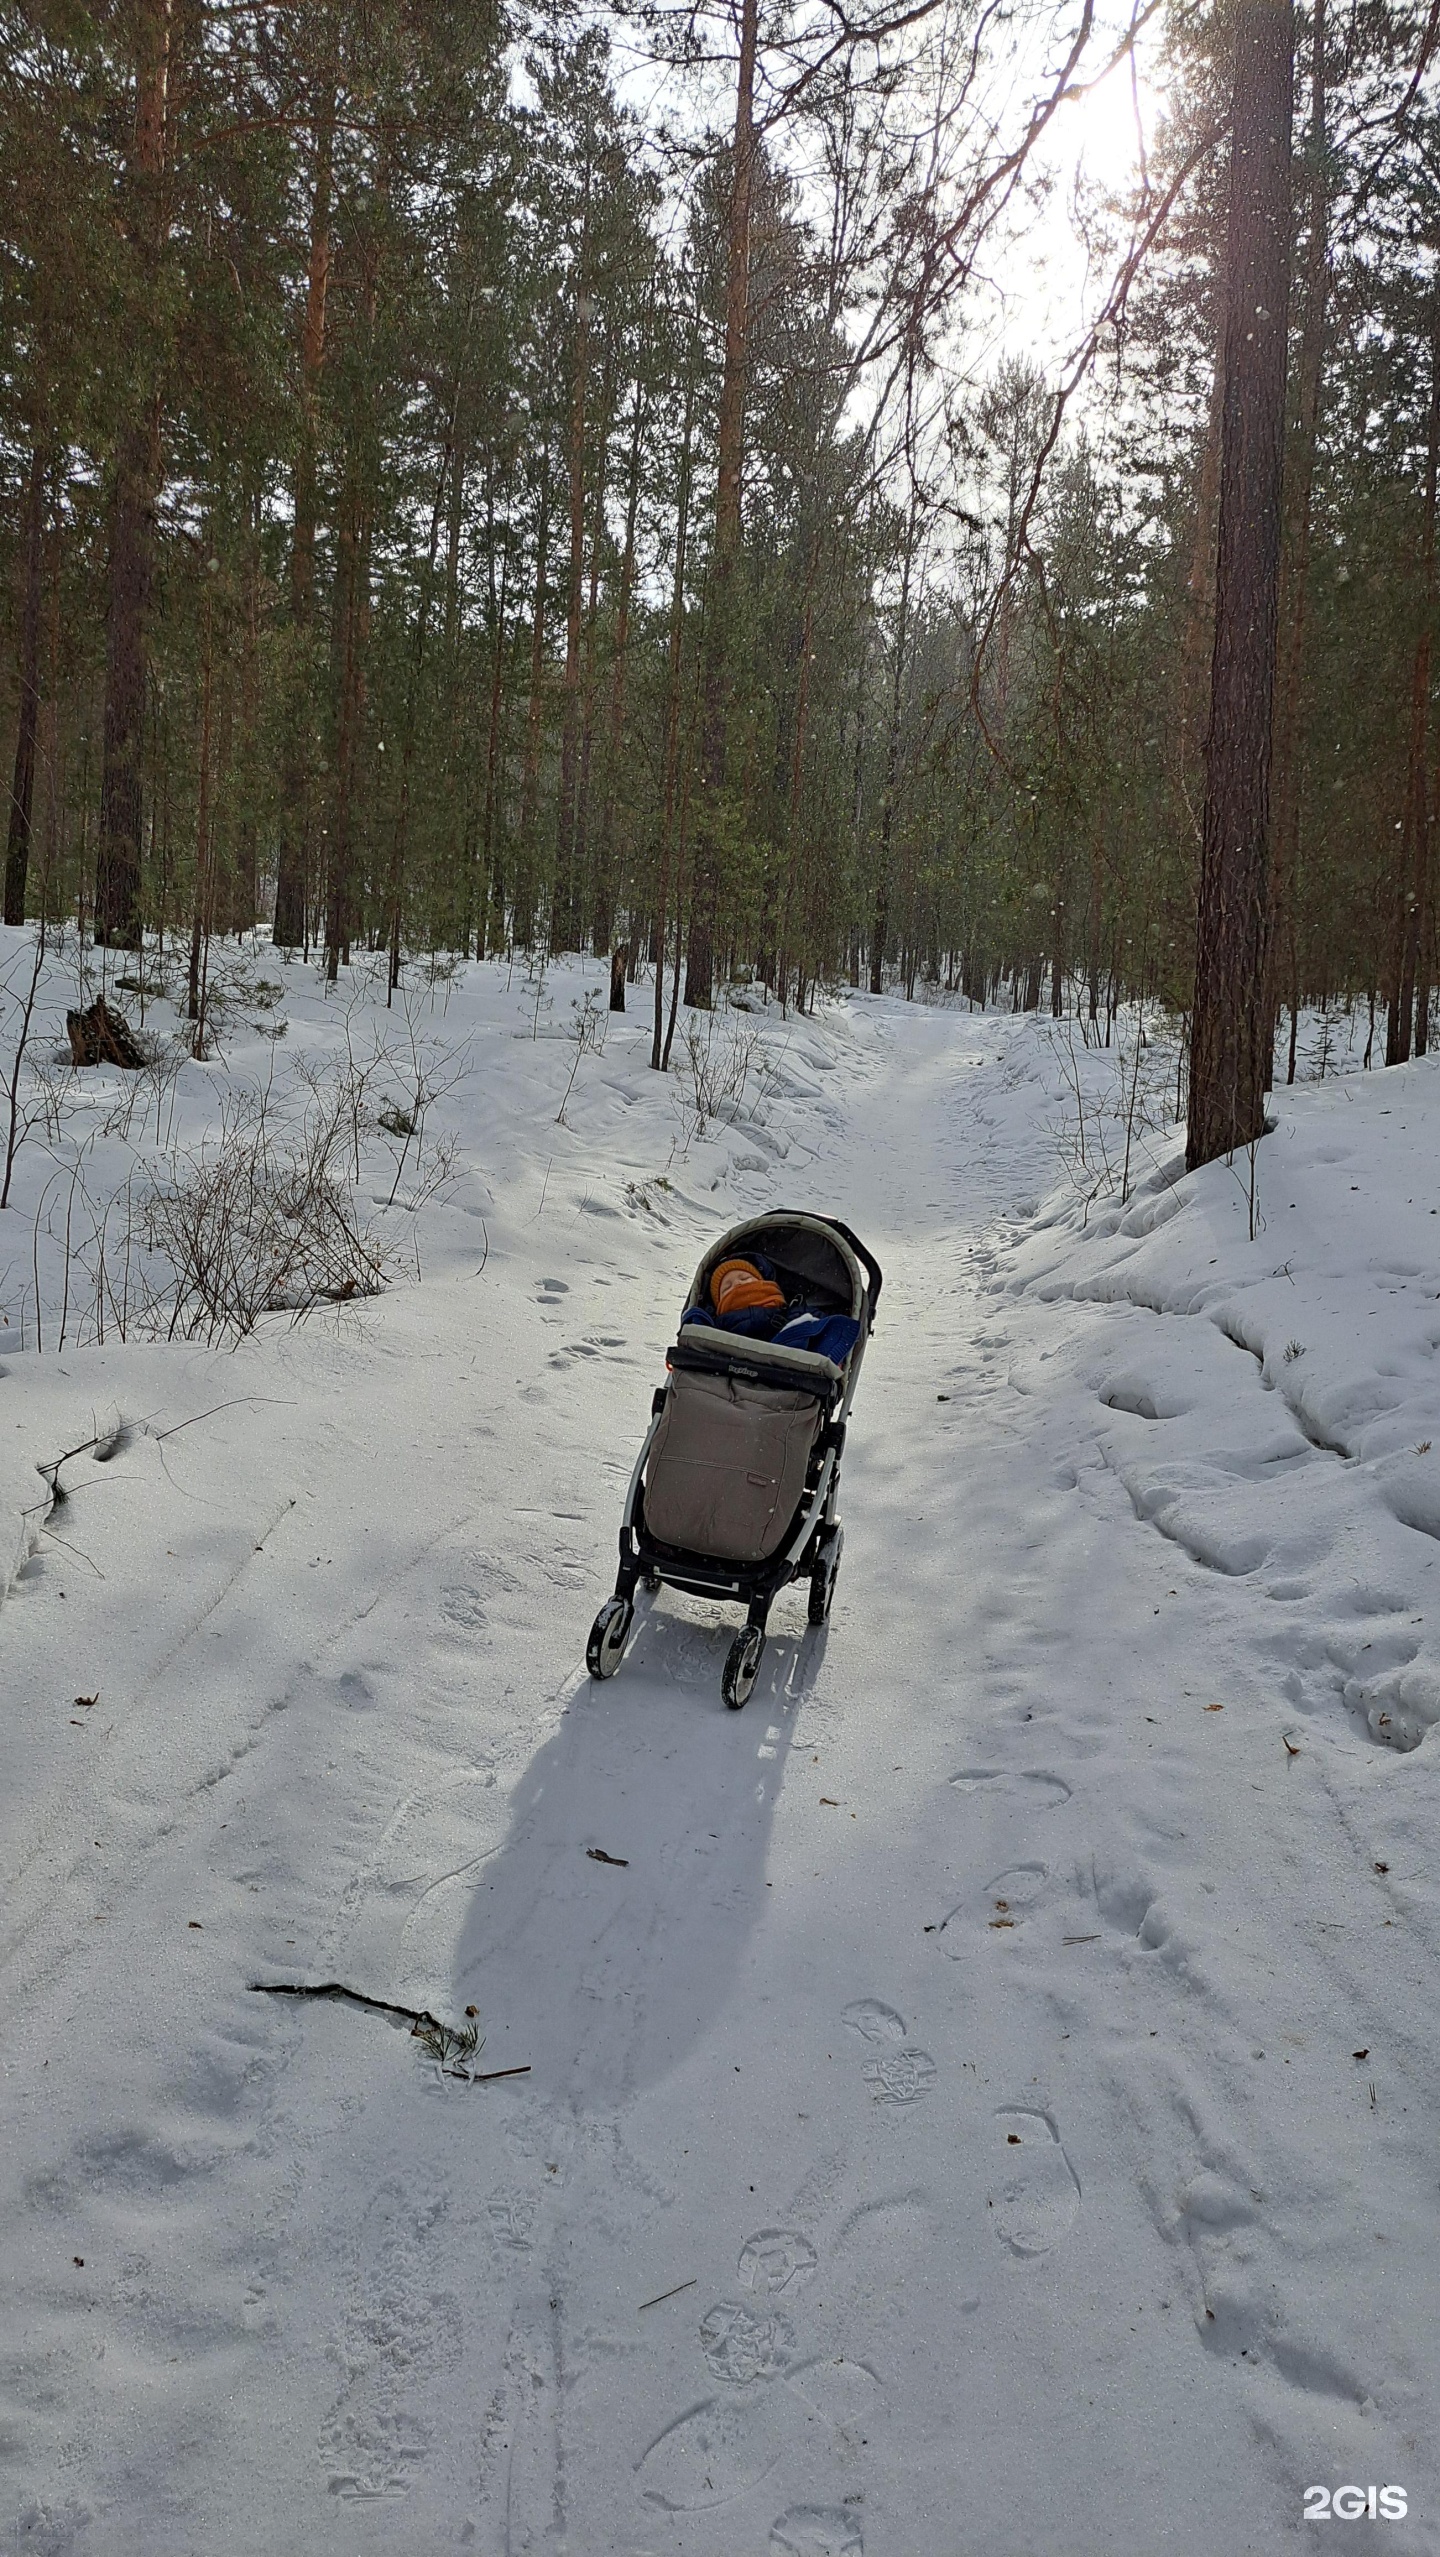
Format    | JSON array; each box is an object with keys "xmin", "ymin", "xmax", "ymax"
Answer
[{"xmin": 2, "ymin": 954, "xmax": 1440, "ymax": 2552}]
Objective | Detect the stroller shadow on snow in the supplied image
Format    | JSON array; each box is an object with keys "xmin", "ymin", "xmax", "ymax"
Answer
[{"xmin": 451, "ymin": 1593, "xmax": 832, "ymax": 2110}]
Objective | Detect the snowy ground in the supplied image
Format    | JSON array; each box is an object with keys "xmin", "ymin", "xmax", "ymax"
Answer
[{"xmin": 3, "ymin": 941, "xmax": 1439, "ymax": 2556}]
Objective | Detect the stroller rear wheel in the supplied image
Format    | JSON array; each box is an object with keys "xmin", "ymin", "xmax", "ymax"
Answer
[
  {"xmin": 587, "ymin": 1594, "xmax": 633, "ymax": 1680},
  {"xmin": 722, "ymin": 1624, "xmax": 765, "ymax": 1710},
  {"xmin": 808, "ymin": 1525, "xmax": 844, "ymax": 1626}
]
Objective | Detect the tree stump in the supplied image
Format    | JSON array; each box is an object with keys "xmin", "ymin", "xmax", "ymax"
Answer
[{"xmin": 66, "ymin": 996, "xmax": 147, "ymax": 1070}]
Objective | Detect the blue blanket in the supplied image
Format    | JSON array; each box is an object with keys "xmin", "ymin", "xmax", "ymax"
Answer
[{"xmin": 681, "ymin": 1303, "xmax": 860, "ymax": 1366}]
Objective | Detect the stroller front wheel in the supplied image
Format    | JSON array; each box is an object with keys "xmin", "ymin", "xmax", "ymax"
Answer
[
  {"xmin": 587, "ymin": 1595, "xmax": 633, "ymax": 1680},
  {"xmin": 722, "ymin": 1625, "xmax": 765, "ymax": 1710}
]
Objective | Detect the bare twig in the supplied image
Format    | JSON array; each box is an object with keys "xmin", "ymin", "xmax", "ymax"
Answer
[
  {"xmin": 250, "ymin": 1980, "xmax": 445, "ymax": 2030},
  {"xmin": 637, "ymin": 2277, "xmax": 698, "ymax": 2314},
  {"xmin": 249, "ymin": 1979, "xmax": 529, "ymax": 2084}
]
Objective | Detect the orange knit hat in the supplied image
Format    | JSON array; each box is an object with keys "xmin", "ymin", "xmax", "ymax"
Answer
[{"xmin": 710, "ymin": 1257, "xmax": 786, "ymax": 1320}]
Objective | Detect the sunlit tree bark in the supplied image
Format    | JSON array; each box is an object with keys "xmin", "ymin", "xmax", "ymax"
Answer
[
  {"xmin": 1187, "ymin": 0, "xmax": 1294, "ymax": 1172},
  {"xmin": 96, "ymin": 0, "xmax": 174, "ymax": 950}
]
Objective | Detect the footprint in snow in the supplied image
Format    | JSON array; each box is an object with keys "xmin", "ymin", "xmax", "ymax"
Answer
[
  {"xmin": 861, "ymin": 2048, "xmax": 936, "ymax": 2105},
  {"xmin": 440, "ymin": 1584, "xmax": 490, "ymax": 1631},
  {"xmin": 840, "ymin": 1999, "xmax": 906, "ymax": 2047},
  {"xmin": 318, "ymin": 2179, "xmax": 462, "ymax": 2499},
  {"xmin": 635, "ymin": 2358, "xmax": 883, "ymax": 2512},
  {"xmin": 636, "ymin": 2388, "xmax": 791, "ymax": 2510},
  {"xmin": 486, "ymin": 2192, "xmax": 538, "ymax": 2252},
  {"xmin": 949, "ymin": 1766, "xmax": 1072, "ymax": 1808},
  {"xmin": 832, "ymin": 2190, "xmax": 938, "ymax": 2309},
  {"xmin": 771, "ymin": 2510, "xmax": 864, "ymax": 2556},
  {"xmin": 701, "ymin": 2301, "xmax": 795, "ymax": 2383},
  {"xmin": 989, "ymin": 2110, "xmax": 1081, "ymax": 2256},
  {"xmin": 933, "ymin": 1861, "xmax": 1048, "ymax": 1950},
  {"xmin": 738, "ymin": 2229, "xmax": 819, "ymax": 2296},
  {"xmin": 12, "ymin": 2501, "xmax": 93, "ymax": 2557},
  {"xmin": 983, "ymin": 1861, "xmax": 1048, "ymax": 1928}
]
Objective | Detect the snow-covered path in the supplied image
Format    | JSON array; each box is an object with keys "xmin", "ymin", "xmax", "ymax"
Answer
[{"xmin": 4, "ymin": 983, "xmax": 1439, "ymax": 2556}]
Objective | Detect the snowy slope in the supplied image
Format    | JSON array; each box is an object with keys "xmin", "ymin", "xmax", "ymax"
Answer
[
  {"xmin": 1008, "ymin": 1059, "xmax": 1440, "ymax": 1751},
  {"xmin": 2, "ymin": 960, "xmax": 1439, "ymax": 2556}
]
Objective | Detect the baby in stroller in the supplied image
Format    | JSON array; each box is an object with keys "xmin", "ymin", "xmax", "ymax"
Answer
[{"xmin": 678, "ymin": 1252, "xmax": 861, "ymax": 1369}]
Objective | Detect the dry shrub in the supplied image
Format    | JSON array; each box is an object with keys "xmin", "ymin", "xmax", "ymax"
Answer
[
  {"xmin": 142, "ymin": 1080, "xmax": 386, "ymax": 1343},
  {"xmin": 673, "ymin": 1010, "xmax": 771, "ymax": 1144}
]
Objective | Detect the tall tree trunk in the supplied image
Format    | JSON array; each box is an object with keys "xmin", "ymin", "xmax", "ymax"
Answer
[
  {"xmin": 1179, "ymin": 317, "xmax": 1227, "ymax": 834},
  {"xmin": 4, "ymin": 443, "xmax": 46, "ymax": 926},
  {"xmin": 664, "ymin": 670, "xmax": 703, "ymax": 1067},
  {"xmin": 595, "ymin": 389, "xmax": 645, "ymax": 955},
  {"xmin": 870, "ymin": 525, "xmax": 914, "ymax": 994},
  {"xmin": 1186, "ymin": 0, "xmax": 1295, "ymax": 1173},
  {"xmin": 274, "ymin": 60, "xmax": 335, "ymax": 949},
  {"xmin": 325, "ymin": 165, "xmax": 383, "ymax": 985},
  {"xmin": 326, "ymin": 469, "xmax": 370, "ymax": 981},
  {"xmin": 1267, "ymin": 0, "xmax": 1327, "ymax": 1086},
  {"xmin": 95, "ymin": 0, "xmax": 174, "ymax": 949},
  {"xmin": 517, "ymin": 450, "xmax": 552, "ymax": 950},
  {"xmin": 96, "ymin": 415, "xmax": 161, "ymax": 950},
  {"xmin": 443, "ymin": 424, "xmax": 470, "ymax": 937},
  {"xmin": 188, "ymin": 591, "xmax": 214, "ymax": 1024},
  {"xmin": 388, "ymin": 440, "xmax": 452, "ymax": 997},
  {"xmin": 212, "ymin": 614, "xmax": 236, "ymax": 938},
  {"xmin": 653, "ymin": 376, "xmax": 696, "ymax": 1069},
  {"xmin": 37, "ymin": 475, "xmax": 62, "ymax": 905},
  {"xmin": 1418, "ymin": 793, "xmax": 1436, "ymax": 1057},
  {"xmin": 233, "ymin": 489, "xmax": 262, "ymax": 933},
  {"xmin": 553, "ymin": 269, "xmax": 591, "ymax": 953},
  {"xmin": 481, "ymin": 463, "xmax": 513, "ymax": 955},
  {"xmin": 777, "ymin": 551, "xmax": 818, "ymax": 1009},
  {"xmin": 577, "ymin": 372, "xmax": 614, "ymax": 944},
  {"xmin": 444, "ymin": 427, "xmax": 467, "ymax": 661},
  {"xmin": 1387, "ymin": 298, "xmax": 1440, "ymax": 1066},
  {"xmin": 848, "ymin": 596, "xmax": 870, "ymax": 970},
  {"xmin": 686, "ymin": 0, "xmax": 759, "ymax": 1008},
  {"xmin": 1086, "ymin": 823, "xmax": 1105, "ymax": 1024}
]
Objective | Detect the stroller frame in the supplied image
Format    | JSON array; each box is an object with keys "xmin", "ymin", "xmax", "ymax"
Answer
[{"xmin": 586, "ymin": 1211, "xmax": 882, "ymax": 1707}]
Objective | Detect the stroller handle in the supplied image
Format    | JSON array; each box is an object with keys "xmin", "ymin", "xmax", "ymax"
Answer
[{"xmin": 818, "ymin": 1217, "xmax": 883, "ymax": 1328}]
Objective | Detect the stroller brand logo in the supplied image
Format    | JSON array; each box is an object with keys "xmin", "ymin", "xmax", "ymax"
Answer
[{"xmin": 1303, "ymin": 2486, "xmax": 1408, "ymax": 2521}]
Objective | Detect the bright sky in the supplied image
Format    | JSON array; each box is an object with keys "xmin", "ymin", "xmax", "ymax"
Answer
[
  {"xmin": 966, "ymin": 30, "xmax": 1165, "ymax": 379},
  {"xmin": 609, "ymin": 0, "xmax": 1168, "ymax": 379},
  {"xmin": 587, "ymin": 0, "xmax": 1172, "ymax": 507}
]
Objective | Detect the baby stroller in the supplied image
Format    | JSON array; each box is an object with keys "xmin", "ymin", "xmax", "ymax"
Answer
[{"xmin": 585, "ymin": 1211, "xmax": 882, "ymax": 1708}]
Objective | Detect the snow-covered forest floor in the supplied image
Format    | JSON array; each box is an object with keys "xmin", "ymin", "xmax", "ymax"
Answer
[{"xmin": 3, "ymin": 934, "xmax": 1439, "ymax": 2556}]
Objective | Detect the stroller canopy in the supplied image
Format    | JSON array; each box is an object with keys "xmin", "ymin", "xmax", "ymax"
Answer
[{"xmin": 683, "ymin": 1212, "xmax": 880, "ymax": 1333}]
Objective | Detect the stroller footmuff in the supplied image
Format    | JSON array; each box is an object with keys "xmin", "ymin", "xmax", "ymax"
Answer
[{"xmin": 586, "ymin": 1212, "xmax": 881, "ymax": 1708}]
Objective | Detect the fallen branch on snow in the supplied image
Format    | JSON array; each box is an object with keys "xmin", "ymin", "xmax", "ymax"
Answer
[{"xmin": 249, "ymin": 1980, "xmax": 530, "ymax": 2083}]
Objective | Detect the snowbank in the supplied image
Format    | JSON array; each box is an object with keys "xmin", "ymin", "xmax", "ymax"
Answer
[{"xmin": 1001, "ymin": 1051, "xmax": 1440, "ymax": 1747}]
